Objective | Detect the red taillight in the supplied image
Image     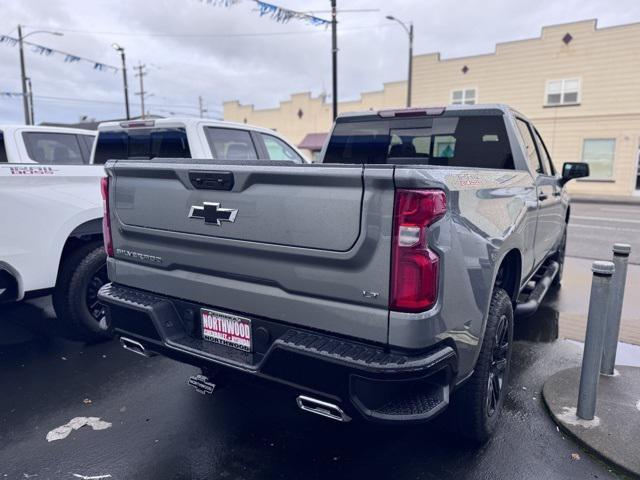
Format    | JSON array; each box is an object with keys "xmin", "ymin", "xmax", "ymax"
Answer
[
  {"xmin": 100, "ymin": 176, "xmax": 114, "ymax": 257},
  {"xmin": 390, "ymin": 189, "xmax": 446, "ymax": 312}
]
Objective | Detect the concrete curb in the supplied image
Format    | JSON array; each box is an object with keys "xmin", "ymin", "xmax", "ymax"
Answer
[
  {"xmin": 570, "ymin": 195, "xmax": 640, "ymax": 205},
  {"xmin": 542, "ymin": 365, "xmax": 640, "ymax": 477}
]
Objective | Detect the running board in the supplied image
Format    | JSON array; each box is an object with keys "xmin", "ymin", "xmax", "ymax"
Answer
[{"xmin": 515, "ymin": 260, "xmax": 559, "ymax": 318}]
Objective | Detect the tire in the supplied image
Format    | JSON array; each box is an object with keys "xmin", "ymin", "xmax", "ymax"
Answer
[
  {"xmin": 452, "ymin": 287, "xmax": 514, "ymax": 443},
  {"xmin": 52, "ymin": 241, "xmax": 112, "ymax": 342},
  {"xmin": 551, "ymin": 226, "xmax": 567, "ymax": 287}
]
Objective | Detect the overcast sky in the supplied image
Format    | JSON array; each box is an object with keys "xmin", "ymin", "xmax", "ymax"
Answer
[{"xmin": 1, "ymin": 0, "xmax": 639, "ymax": 124}]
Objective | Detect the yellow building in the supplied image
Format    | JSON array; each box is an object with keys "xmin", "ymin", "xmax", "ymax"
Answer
[{"xmin": 224, "ymin": 19, "xmax": 640, "ymax": 197}]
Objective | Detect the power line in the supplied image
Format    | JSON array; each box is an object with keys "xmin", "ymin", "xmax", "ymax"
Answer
[
  {"xmin": 0, "ymin": 91, "xmax": 222, "ymax": 112},
  {"xmin": 154, "ymin": 106, "xmax": 221, "ymax": 119},
  {"xmin": 22, "ymin": 23, "xmax": 391, "ymax": 38}
]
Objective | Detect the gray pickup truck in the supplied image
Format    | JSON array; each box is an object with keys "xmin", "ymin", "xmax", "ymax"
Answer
[{"xmin": 98, "ymin": 104, "xmax": 589, "ymax": 442}]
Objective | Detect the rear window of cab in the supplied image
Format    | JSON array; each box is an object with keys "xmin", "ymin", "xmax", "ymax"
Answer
[
  {"xmin": 93, "ymin": 128, "xmax": 191, "ymax": 164},
  {"xmin": 323, "ymin": 115, "xmax": 514, "ymax": 170}
]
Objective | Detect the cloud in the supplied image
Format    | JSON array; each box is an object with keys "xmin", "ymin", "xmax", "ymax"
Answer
[{"xmin": 1, "ymin": 0, "xmax": 639, "ymax": 124}]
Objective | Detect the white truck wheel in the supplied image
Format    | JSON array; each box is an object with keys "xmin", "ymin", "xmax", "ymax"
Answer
[{"xmin": 52, "ymin": 241, "xmax": 112, "ymax": 342}]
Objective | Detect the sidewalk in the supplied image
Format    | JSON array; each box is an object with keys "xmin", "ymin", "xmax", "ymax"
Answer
[
  {"xmin": 543, "ymin": 365, "xmax": 640, "ymax": 477},
  {"xmin": 549, "ymin": 257, "xmax": 640, "ymax": 346},
  {"xmin": 570, "ymin": 194, "xmax": 640, "ymax": 205}
]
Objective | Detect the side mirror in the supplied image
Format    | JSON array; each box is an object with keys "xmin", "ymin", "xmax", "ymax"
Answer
[{"xmin": 561, "ymin": 162, "xmax": 589, "ymax": 185}]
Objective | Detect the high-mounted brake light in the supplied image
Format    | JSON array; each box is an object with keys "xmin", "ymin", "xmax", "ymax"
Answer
[
  {"xmin": 100, "ymin": 177, "xmax": 114, "ymax": 257},
  {"xmin": 118, "ymin": 120, "xmax": 155, "ymax": 128},
  {"xmin": 378, "ymin": 107, "xmax": 446, "ymax": 118},
  {"xmin": 390, "ymin": 189, "xmax": 446, "ymax": 312}
]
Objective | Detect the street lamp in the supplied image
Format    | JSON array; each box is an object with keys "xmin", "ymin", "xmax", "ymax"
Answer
[
  {"xmin": 17, "ymin": 25, "xmax": 63, "ymax": 125},
  {"xmin": 386, "ymin": 15, "xmax": 413, "ymax": 108},
  {"xmin": 112, "ymin": 43, "xmax": 131, "ymax": 120}
]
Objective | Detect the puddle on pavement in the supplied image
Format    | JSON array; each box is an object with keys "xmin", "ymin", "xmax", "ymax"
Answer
[{"xmin": 514, "ymin": 304, "xmax": 559, "ymax": 343}]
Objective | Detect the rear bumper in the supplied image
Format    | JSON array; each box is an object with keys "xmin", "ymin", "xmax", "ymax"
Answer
[{"xmin": 98, "ymin": 282, "xmax": 458, "ymax": 423}]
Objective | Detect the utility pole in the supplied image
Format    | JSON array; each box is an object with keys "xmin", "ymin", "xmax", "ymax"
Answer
[
  {"xmin": 26, "ymin": 77, "xmax": 34, "ymax": 124},
  {"xmin": 134, "ymin": 62, "xmax": 147, "ymax": 119},
  {"xmin": 198, "ymin": 95, "xmax": 207, "ymax": 118},
  {"xmin": 331, "ymin": 0, "xmax": 338, "ymax": 120},
  {"xmin": 407, "ymin": 23, "xmax": 413, "ymax": 107},
  {"xmin": 18, "ymin": 25, "xmax": 30, "ymax": 125}
]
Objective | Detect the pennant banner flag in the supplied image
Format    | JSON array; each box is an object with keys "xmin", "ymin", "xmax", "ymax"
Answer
[
  {"xmin": 0, "ymin": 35, "xmax": 119, "ymax": 73},
  {"xmin": 0, "ymin": 91, "xmax": 24, "ymax": 98},
  {"xmin": 204, "ymin": 0, "xmax": 241, "ymax": 6},
  {"xmin": 200, "ymin": 0, "xmax": 330, "ymax": 27},
  {"xmin": 32, "ymin": 45, "xmax": 54, "ymax": 56},
  {"xmin": 0, "ymin": 35, "xmax": 18, "ymax": 46}
]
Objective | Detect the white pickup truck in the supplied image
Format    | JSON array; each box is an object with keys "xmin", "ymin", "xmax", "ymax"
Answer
[
  {"xmin": 0, "ymin": 125, "xmax": 107, "ymax": 340},
  {"xmin": 91, "ymin": 117, "xmax": 307, "ymax": 164},
  {"xmin": 1, "ymin": 119, "xmax": 306, "ymax": 341}
]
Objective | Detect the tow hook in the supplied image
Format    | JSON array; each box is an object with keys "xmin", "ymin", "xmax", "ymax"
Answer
[{"xmin": 188, "ymin": 374, "xmax": 216, "ymax": 395}]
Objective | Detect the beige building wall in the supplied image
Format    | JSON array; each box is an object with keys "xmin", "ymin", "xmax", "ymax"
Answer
[
  {"xmin": 223, "ymin": 81, "xmax": 407, "ymax": 158},
  {"xmin": 224, "ymin": 19, "xmax": 640, "ymax": 196}
]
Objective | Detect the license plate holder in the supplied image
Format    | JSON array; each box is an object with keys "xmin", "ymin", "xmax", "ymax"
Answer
[{"xmin": 200, "ymin": 308, "xmax": 252, "ymax": 352}]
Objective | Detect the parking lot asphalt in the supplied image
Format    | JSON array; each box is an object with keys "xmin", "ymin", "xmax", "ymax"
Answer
[
  {"xmin": 1, "ymin": 200, "xmax": 638, "ymax": 479},
  {"xmin": 0, "ymin": 296, "xmax": 629, "ymax": 480}
]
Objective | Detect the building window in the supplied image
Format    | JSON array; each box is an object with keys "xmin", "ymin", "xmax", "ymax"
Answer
[
  {"xmin": 545, "ymin": 79, "xmax": 580, "ymax": 106},
  {"xmin": 451, "ymin": 88, "xmax": 476, "ymax": 105},
  {"xmin": 582, "ymin": 139, "xmax": 615, "ymax": 179}
]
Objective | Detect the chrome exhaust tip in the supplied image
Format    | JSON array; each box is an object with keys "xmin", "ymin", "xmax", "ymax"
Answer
[
  {"xmin": 119, "ymin": 337, "xmax": 156, "ymax": 358},
  {"xmin": 296, "ymin": 395, "xmax": 351, "ymax": 422}
]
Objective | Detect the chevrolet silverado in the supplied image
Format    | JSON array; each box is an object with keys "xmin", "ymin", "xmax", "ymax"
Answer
[{"xmin": 98, "ymin": 105, "xmax": 589, "ymax": 441}]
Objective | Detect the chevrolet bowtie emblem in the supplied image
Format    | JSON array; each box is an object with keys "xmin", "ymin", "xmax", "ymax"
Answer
[{"xmin": 189, "ymin": 202, "xmax": 238, "ymax": 226}]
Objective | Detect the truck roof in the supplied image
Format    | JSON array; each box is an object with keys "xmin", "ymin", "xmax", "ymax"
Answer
[
  {"xmin": 337, "ymin": 103, "xmax": 515, "ymax": 120},
  {"xmin": 96, "ymin": 117, "xmax": 279, "ymax": 136},
  {"xmin": 0, "ymin": 125, "xmax": 97, "ymax": 136}
]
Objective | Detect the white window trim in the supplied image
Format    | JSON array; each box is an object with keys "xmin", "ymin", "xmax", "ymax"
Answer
[
  {"xmin": 450, "ymin": 87, "xmax": 478, "ymax": 105},
  {"xmin": 580, "ymin": 137, "xmax": 616, "ymax": 181},
  {"xmin": 544, "ymin": 78, "xmax": 581, "ymax": 107}
]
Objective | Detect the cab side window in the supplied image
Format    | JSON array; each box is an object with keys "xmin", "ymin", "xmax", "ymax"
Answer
[
  {"xmin": 22, "ymin": 132, "xmax": 86, "ymax": 165},
  {"xmin": 532, "ymin": 128, "xmax": 555, "ymax": 175},
  {"xmin": 78, "ymin": 134, "xmax": 96, "ymax": 162},
  {"xmin": 515, "ymin": 119, "xmax": 543, "ymax": 174},
  {"xmin": 204, "ymin": 127, "xmax": 258, "ymax": 160},
  {"xmin": 260, "ymin": 134, "xmax": 303, "ymax": 163}
]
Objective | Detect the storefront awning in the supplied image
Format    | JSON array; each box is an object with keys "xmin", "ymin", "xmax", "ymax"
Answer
[{"xmin": 298, "ymin": 132, "xmax": 328, "ymax": 151}]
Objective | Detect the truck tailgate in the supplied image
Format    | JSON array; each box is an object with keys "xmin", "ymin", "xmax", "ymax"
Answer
[{"xmin": 106, "ymin": 160, "xmax": 395, "ymax": 344}]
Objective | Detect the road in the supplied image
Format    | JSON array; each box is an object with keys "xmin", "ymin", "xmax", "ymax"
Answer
[
  {"xmin": 567, "ymin": 201, "xmax": 640, "ymax": 264},
  {"xmin": 0, "ymin": 200, "xmax": 638, "ymax": 479}
]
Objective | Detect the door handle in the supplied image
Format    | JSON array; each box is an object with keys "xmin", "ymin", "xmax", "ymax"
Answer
[{"xmin": 538, "ymin": 192, "xmax": 548, "ymax": 201}]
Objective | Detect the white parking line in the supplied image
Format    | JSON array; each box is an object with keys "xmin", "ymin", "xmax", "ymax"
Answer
[
  {"xmin": 569, "ymin": 223, "xmax": 640, "ymax": 233},
  {"xmin": 572, "ymin": 215, "xmax": 640, "ymax": 225}
]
